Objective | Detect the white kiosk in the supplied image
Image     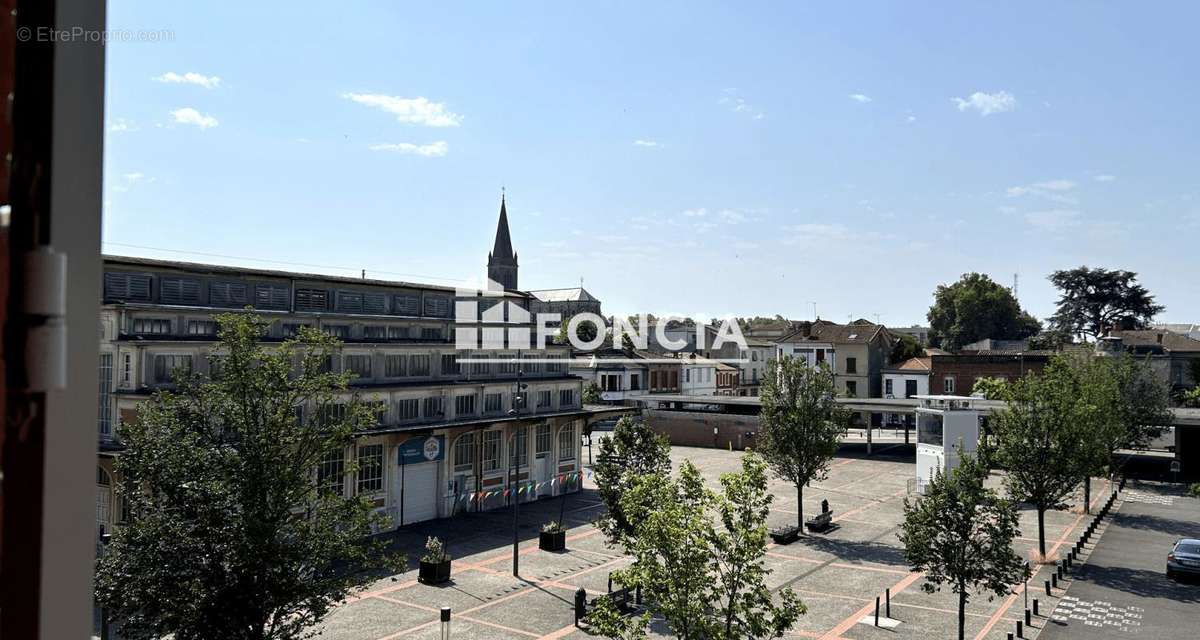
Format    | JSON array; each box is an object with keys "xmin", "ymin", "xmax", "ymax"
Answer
[{"xmin": 914, "ymin": 395, "xmax": 982, "ymax": 494}]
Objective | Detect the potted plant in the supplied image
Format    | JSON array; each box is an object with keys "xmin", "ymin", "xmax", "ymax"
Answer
[
  {"xmin": 418, "ymin": 536, "xmax": 452, "ymax": 584},
  {"xmin": 539, "ymin": 520, "xmax": 567, "ymax": 552},
  {"xmin": 769, "ymin": 524, "xmax": 801, "ymax": 545}
]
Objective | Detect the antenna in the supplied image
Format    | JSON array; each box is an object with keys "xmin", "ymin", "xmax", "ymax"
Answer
[
  {"xmin": 361, "ymin": 269, "xmax": 366, "ymax": 279},
  {"xmin": 1012, "ymin": 273, "xmax": 1018, "ymax": 299},
  {"xmin": 873, "ymin": 313, "xmax": 882, "ymax": 325},
  {"xmin": 807, "ymin": 301, "xmax": 818, "ymax": 320}
]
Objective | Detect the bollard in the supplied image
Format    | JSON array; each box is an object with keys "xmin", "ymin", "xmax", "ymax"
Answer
[
  {"xmin": 1045, "ymin": 580, "xmax": 1051, "ymax": 596},
  {"xmin": 886, "ymin": 587, "xmax": 891, "ymax": 618},
  {"xmin": 1008, "ymin": 634, "xmax": 1014, "ymax": 640},
  {"xmin": 1051, "ymin": 573, "xmax": 1058, "ymax": 589},
  {"xmin": 1025, "ymin": 608, "xmax": 1031, "ymax": 626},
  {"xmin": 635, "ymin": 585, "xmax": 642, "ymax": 606},
  {"xmin": 574, "ymin": 588, "xmax": 587, "ymax": 626},
  {"xmin": 1056, "ymin": 565, "xmax": 1063, "ymax": 581},
  {"xmin": 440, "ymin": 606, "xmax": 451, "ymax": 640},
  {"xmin": 1017, "ymin": 620, "xmax": 1024, "ymax": 638},
  {"xmin": 1033, "ymin": 598, "xmax": 1040, "ymax": 616},
  {"xmin": 875, "ymin": 596, "xmax": 880, "ymax": 626}
]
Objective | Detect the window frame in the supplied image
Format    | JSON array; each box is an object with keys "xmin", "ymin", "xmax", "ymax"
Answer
[{"xmin": 355, "ymin": 443, "xmax": 384, "ymax": 495}]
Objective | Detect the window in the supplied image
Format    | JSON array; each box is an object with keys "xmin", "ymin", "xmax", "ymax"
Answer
[
  {"xmin": 255, "ymin": 284, "xmax": 290, "ymax": 310},
  {"xmin": 752, "ymin": 351, "xmax": 759, "ymax": 362},
  {"xmin": 559, "ymin": 389, "xmax": 576, "ymax": 408},
  {"xmin": 545, "ymin": 355, "xmax": 564, "ymax": 373},
  {"xmin": 943, "ymin": 376, "xmax": 956, "ymax": 394},
  {"xmin": 96, "ymin": 467, "xmax": 112, "ymax": 526},
  {"xmin": 650, "ymin": 370, "xmax": 659, "ymax": 389},
  {"xmin": 337, "ymin": 291, "xmax": 364, "ymax": 312},
  {"xmin": 537, "ymin": 390, "xmax": 552, "ymax": 408},
  {"xmin": 103, "ymin": 272, "xmax": 152, "ymax": 302},
  {"xmin": 98, "ymin": 354, "xmax": 113, "ymax": 437},
  {"xmin": 318, "ymin": 403, "xmax": 348, "ymax": 427},
  {"xmin": 153, "ymin": 354, "xmax": 193, "ymax": 384},
  {"xmin": 388, "ymin": 325, "xmax": 412, "ymax": 340},
  {"xmin": 455, "ymin": 393, "xmax": 477, "ymax": 416},
  {"xmin": 497, "ymin": 355, "xmax": 518, "ymax": 375},
  {"xmin": 522, "ymin": 353, "xmax": 542, "ymax": 374},
  {"xmin": 363, "ymin": 325, "xmax": 387, "ymax": 340},
  {"xmin": 395, "ymin": 398, "xmax": 420, "ymax": 421},
  {"xmin": 356, "ymin": 444, "xmax": 384, "ymax": 494},
  {"xmin": 187, "ymin": 320, "xmax": 217, "ymax": 336},
  {"xmin": 421, "ymin": 327, "xmax": 443, "ymax": 341},
  {"xmin": 440, "ymin": 353, "xmax": 459, "ymax": 375},
  {"xmin": 384, "ymin": 354, "xmax": 407, "ymax": 377},
  {"xmin": 121, "ymin": 353, "xmax": 132, "ymax": 386},
  {"xmin": 535, "ymin": 424, "xmax": 552, "ymax": 456},
  {"xmin": 423, "ymin": 295, "xmax": 451, "ymax": 317},
  {"xmin": 470, "ymin": 354, "xmax": 491, "ymax": 376},
  {"xmin": 295, "ymin": 288, "xmax": 328, "ymax": 312},
  {"xmin": 484, "ymin": 393, "xmax": 503, "ymax": 413},
  {"xmin": 210, "ymin": 281, "xmax": 249, "ymax": 307},
  {"xmin": 885, "ymin": 379, "xmax": 894, "ymax": 396},
  {"xmin": 454, "ymin": 433, "xmax": 476, "ymax": 472},
  {"xmin": 685, "ymin": 368, "xmax": 691, "ymax": 383},
  {"xmin": 409, "ymin": 355, "xmax": 431, "ymax": 376},
  {"xmin": 846, "ymin": 357, "xmax": 857, "ymax": 374},
  {"xmin": 601, "ymin": 374, "xmax": 620, "ymax": 392},
  {"xmin": 345, "ymin": 354, "xmax": 372, "ymax": 378},
  {"xmin": 160, "ymin": 277, "xmax": 201, "ymax": 305},
  {"xmin": 669, "ymin": 370, "xmax": 678, "ymax": 388},
  {"xmin": 392, "ymin": 294, "xmax": 419, "ymax": 316},
  {"xmin": 422, "ymin": 396, "xmax": 445, "ymax": 418},
  {"xmin": 132, "ymin": 318, "xmax": 171, "ymax": 334},
  {"xmin": 323, "ymin": 325, "xmax": 349, "ymax": 339},
  {"xmin": 281, "ymin": 322, "xmax": 309, "ymax": 338},
  {"xmin": 317, "ymin": 447, "xmax": 345, "ymax": 496},
  {"xmin": 363, "ymin": 293, "xmax": 386, "ymax": 314},
  {"xmin": 845, "ymin": 380, "xmax": 857, "ymax": 397},
  {"xmin": 630, "ymin": 373, "xmax": 641, "ymax": 390},
  {"xmin": 482, "ymin": 430, "xmax": 502, "ymax": 471},
  {"xmin": 508, "ymin": 430, "xmax": 528, "ymax": 468},
  {"xmin": 558, "ymin": 424, "xmax": 577, "ymax": 461}
]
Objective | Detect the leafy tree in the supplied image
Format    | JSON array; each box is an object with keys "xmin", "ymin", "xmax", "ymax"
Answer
[
  {"xmin": 587, "ymin": 455, "xmax": 803, "ymax": 640},
  {"xmin": 1104, "ymin": 353, "xmax": 1172, "ymax": 451},
  {"xmin": 899, "ymin": 452, "xmax": 1027, "ymax": 640},
  {"xmin": 970, "ymin": 376, "xmax": 1013, "ymax": 401},
  {"xmin": 990, "ymin": 363, "xmax": 1094, "ymax": 557},
  {"xmin": 1048, "ymin": 266, "xmax": 1164, "ymax": 341},
  {"xmin": 757, "ymin": 357, "xmax": 851, "ymax": 532},
  {"xmin": 94, "ymin": 314, "xmax": 402, "ymax": 640},
  {"xmin": 557, "ymin": 317, "xmax": 599, "ymax": 346},
  {"xmin": 889, "ymin": 333, "xmax": 924, "ymax": 363},
  {"xmin": 927, "ymin": 273, "xmax": 1041, "ymax": 351},
  {"xmin": 1028, "ymin": 327, "xmax": 1074, "ymax": 351},
  {"xmin": 594, "ymin": 416, "xmax": 672, "ymax": 546},
  {"xmin": 583, "ymin": 381, "xmax": 602, "ymax": 405},
  {"xmin": 1181, "ymin": 386, "xmax": 1200, "ymax": 409}
]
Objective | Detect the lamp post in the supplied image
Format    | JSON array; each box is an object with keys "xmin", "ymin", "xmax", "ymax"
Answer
[{"xmin": 508, "ymin": 355, "xmax": 528, "ymax": 577}]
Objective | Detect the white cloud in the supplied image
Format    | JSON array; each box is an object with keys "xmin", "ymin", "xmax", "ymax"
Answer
[
  {"xmin": 848, "ymin": 93, "xmax": 872, "ymax": 103},
  {"xmin": 367, "ymin": 141, "xmax": 449, "ymax": 157},
  {"xmin": 952, "ymin": 90, "xmax": 1017, "ymax": 116},
  {"xmin": 123, "ymin": 172, "xmax": 146, "ymax": 184},
  {"xmin": 1093, "ymin": 174, "xmax": 1116, "ymax": 182},
  {"xmin": 906, "ymin": 115, "xmax": 917, "ymax": 123},
  {"xmin": 154, "ymin": 72, "xmax": 221, "ymax": 89},
  {"xmin": 719, "ymin": 89, "xmax": 765, "ymax": 120},
  {"xmin": 1006, "ymin": 179, "xmax": 1078, "ymax": 203},
  {"xmin": 170, "ymin": 107, "xmax": 219, "ymax": 129},
  {"xmin": 681, "ymin": 208, "xmax": 708, "ymax": 218},
  {"xmin": 717, "ymin": 209, "xmax": 746, "ymax": 224},
  {"xmin": 733, "ymin": 240, "xmax": 759, "ymax": 250},
  {"xmin": 108, "ymin": 118, "xmax": 137, "ymax": 133},
  {"xmin": 342, "ymin": 93, "xmax": 462, "ymax": 127},
  {"xmin": 781, "ymin": 223, "xmax": 853, "ymax": 243},
  {"xmin": 633, "ymin": 139, "xmax": 662, "ymax": 148},
  {"xmin": 1024, "ymin": 209, "xmax": 1080, "ymax": 231}
]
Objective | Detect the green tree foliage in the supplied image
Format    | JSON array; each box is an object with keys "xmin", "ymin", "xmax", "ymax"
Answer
[
  {"xmin": 757, "ymin": 356, "xmax": 851, "ymax": 531},
  {"xmin": 990, "ymin": 360, "xmax": 1098, "ymax": 557},
  {"xmin": 586, "ymin": 454, "xmax": 803, "ymax": 640},
  {"xmin": 557, "ymin": 317, "xmax": 600, "ymax": 346},
  {"xmin": 926, "ymin": 273, "xmax": 1042, "ymax": 351},
  {"xmin": 583, "ymin": 381, "xmax": 602, "ymax": 405},
  {"xmin": 889, "ymin": 333, "xmax": 924, "ymax": 363},
  {"xmin": 594, "ymin": 416, "xmax": 672, "ymax": 546},
  {"xmin": 970, "ymin": 376, "xmax": 1013, "ymax": 400},
  {"xmin": 1048, "ymin": 266, "xmax": 1164, "ymax": 341},
  {"xmin": 1105, "ymin": 353, "xmax": 1172, "ymax": 451},
  {"xmin": 899, "ymin": 452, "xmax": 1027, "ymax": 640},
  {"xmin": 1181, "ymin": 386, "xmax": 1200, "ymax": 409},
  {"xmin": 94, "ymin": 314, "xmax": 402, "ymax": 640}
]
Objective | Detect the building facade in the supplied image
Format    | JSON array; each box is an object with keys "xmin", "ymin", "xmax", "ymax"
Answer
[
  {"xmin": 736, "ymin": 339, "xmax": 773, "ymax": 396},
  {"xmin": 527, "ymin": 287, "xmax": 602, "ymax": 323},
  {"xmin": 569, "ymin": 348, "xmax": 649, "ymax": 403},
  {"xmin": 881, "ymin": 357, "xmax": 931, "ymax": 426}
]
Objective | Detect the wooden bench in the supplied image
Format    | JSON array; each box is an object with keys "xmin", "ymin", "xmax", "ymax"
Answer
[
  {"xmin": 575, "ymin": 574, "xmax": 642, "ymax": 625},
  {"xmin": 806, "ymin": 510, "xmax": 834, "ymax": 533}
]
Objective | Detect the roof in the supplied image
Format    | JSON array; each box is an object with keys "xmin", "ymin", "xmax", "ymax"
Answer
[
  {"xmin": 777, "ymin": 320, "xmax": 885, "ymax": 345},
  {"xmin": 1110, "ymin": 330, "xmax": 1200, "ymax": 353},
  {"xmin": 883, "ymin": 357, "xmax": 932, "ymax": 373},
  {"xmin": 488, "ymin": 194, "xmax": 517, "ymax": 265},
  {"xmin": 527, "ymin": 287, "xmax": 598, "ymax": 303}
]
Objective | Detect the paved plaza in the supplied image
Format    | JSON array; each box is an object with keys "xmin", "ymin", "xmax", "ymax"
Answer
[{"xmin": 313, "ymin": 444, "xmax": 1120, "ymax": 640}]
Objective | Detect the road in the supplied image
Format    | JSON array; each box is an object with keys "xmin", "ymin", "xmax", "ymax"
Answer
[{"xmin": 1039, "ymin": 480, "xmax": 1200, "ymax": 639}]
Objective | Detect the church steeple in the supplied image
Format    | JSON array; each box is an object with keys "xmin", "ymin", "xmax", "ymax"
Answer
[{"xmin": 487, "ymin": 191, "xmax": 518, "ymax": 290}]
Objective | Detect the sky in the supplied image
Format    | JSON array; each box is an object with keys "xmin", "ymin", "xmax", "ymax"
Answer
[{"xmin": 102, "ymin": 1, "xmax": 1200, "ymax": 327}]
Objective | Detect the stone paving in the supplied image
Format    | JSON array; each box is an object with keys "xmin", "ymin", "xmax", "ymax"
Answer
[{"xmin": 313, "ymin": 443, "xmax": 1115, "ymax": 640}]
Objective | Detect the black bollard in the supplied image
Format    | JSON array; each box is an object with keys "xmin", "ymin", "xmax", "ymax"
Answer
[
  {"xmin": 886, "ymin": 587, "xmax": 891, "ymax": 618},
  {"xmin": 1051, "ymin": 573, "xmax": 1058, "ymax": 589},
  {"xmin": 574, "ymin": 588, "xmax": 587, "ymax": 626},
  {"xmin": 1045, "ymin": 580, "xmax": 1052, "ymax": 596},
  {"xmin": 875, "ymin": 596, "xmax": 880, "ymax": 626},
  {"xmin": 1025, "ymin": 608, "xmax": 1031, "ymax": 626},
  {"xmin": 635, "ymin": 585, "xmax": 642, "ymax": 606},
  {"xmin": 1017, "ymin": 620, "xmax": 1024, "ymax": 638},
  {"xmin": 1008, "ymin": 634, "xmax": 1014, "ymax": 640},
  {"xmin": 1033, "ymin": 598, "xmax": 1040, "ymax": 616}
]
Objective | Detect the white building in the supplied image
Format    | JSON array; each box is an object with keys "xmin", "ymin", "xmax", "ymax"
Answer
[
  {"xmin": 881, "ymin": 356, "xmax": 931, "ymax": 427},
  {"xmin": 737, "ymin": 338, "xmax": 774, "ymax": 395},
  {"xmin": 569, "ymin": 349, "xmax": 650, "ymax": 403},
  {"xmin": 774, "ymin": 335, "xmax": 836, "ymax": 370},
  {"xmin": 676, "ymin": 353, "xmax": 718, "ymax": 395}
]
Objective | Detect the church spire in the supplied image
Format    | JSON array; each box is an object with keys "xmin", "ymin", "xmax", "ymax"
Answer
[{"xmin": 487, "ymin": 190, "xmax": 518, "ymax": 290}]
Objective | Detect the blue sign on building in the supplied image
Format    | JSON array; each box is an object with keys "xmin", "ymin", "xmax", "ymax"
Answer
[{"xmin": 397, "ymin": 435, "xmax": 445, "ymax": 465}]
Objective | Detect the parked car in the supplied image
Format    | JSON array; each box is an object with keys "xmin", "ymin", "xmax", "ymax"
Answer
[{"xmin": 1166, "ymin": 538, "xmax": 1200, "ymax": 580}]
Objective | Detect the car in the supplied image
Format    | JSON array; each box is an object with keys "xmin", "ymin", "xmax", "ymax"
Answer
[{"xmin": 1166, "ymin": 538, "xmax": 1200, "ymax": 580}]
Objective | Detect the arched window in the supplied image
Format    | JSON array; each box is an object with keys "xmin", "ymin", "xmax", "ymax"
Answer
[
  {"xmin": 557, "ymin": 423, "xmax": 577, "ymax": 462},
  {"xmin": 453, "ymin": 432, "xmax": 476, "ymax": 473},
  {"xmin": 96, "ymin": 467, "xmax": 112, "ymax": 527},
  {"xmin": 508, "ymin": 429, "xmax": 528, "ymax": 469}
]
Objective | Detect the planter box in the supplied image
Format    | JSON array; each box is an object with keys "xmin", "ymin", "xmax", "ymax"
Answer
[
  {"xmin": 769, "ymin": 525, "xmax": 801, "ymax": 545},
  {"xmin": 418, "ymin": 558, "xmax": 452, "ymax": 585},
  {"xmin": 540, "ymin": 529, "xmax": 567, "ymax": 552}
]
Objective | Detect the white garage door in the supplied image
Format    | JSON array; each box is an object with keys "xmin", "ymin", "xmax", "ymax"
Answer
[{"xmin": 397, "ymin": 462, "xmax": 438, "ymax": 525}]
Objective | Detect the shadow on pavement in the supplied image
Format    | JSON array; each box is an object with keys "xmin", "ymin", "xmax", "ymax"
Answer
[{"xmin": 1073, "ymin": 564, "xmax": 1200, "ymax": 604}]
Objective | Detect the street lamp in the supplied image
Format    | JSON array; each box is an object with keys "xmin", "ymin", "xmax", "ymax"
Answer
[{"xmin": 508, "ymin": 356, "xmax": 528, "ymax": 577}]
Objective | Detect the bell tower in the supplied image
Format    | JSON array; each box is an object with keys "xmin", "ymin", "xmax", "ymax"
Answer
[{"xmin": 487, "ymin": 192, "xmax": 518, "ymax": 290}]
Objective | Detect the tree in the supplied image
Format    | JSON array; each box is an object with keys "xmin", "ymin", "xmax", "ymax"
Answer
[
  {"xmin": 927, "ymin": 273, "xmax": 1041, "ymax": 351},
  {"xmin": 1048, "ymin": 266, "xmax": 1164, "ymax": 341},
  {"xmin": 899, "ymin": 452, "xmax": 1027, "ymax": 640},
  {"xmin": 889, "ymin": 333, "xmax": 924, "ymax": 363},
  {"xmin": 1104, "ymin": 353, "xmax": 1172, "ymax": 451},
  {"xmin": 587, "ymin": 455, "xmax": 803, "ymax": 639},
  {"xmin": 970, "ymin": 376, "xmax": 1012, "ymax": 401},
  {"xmin": 557, "ymin": 317, "xmax": 599, "ymax": 346},
  {"xmin": 1182, "ymin": 386, "xmax": 1200, "ymax": 409},
  {"xmin": 757, "ymin": 356, "xmax": 851, "ymax": 532},
  {"xmin": 594, "ymin": 416, "xmax": 672, "ymax": 546},
  {"xmin": 990, "ymin": 363, "xmax": 1093, "ymax": 557},
  {"xmin": 583, "ymin": 381, "xmax": 602, "ymax": 405},
  {"xmin": 95, "ymin": 314, "xmax": 402, "ymax": 640}
]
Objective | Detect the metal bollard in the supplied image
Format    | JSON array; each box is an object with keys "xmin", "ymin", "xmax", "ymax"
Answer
[
  {"xmin": 874, "ymin": 596, "xmax": 880, "ymax": 626},
  {"xmin": 1051, "ymin": 573, "xmax": 1058, "ymax": 589},
  {"xmin": 1017, "ymin": 620, "xmax": 1024, "ymax": 638},
  {"xmin": 440, "ymin": 607, "xmax": 451, "ymax": 640},
  {"xmin": 1033, "ymin": 598, "xmax": 1040, "ymax": 616},
  {"xmin": 1025, "ymin": 608, "xmax": 1031, "ymax": 626},
  {"xmin": 886, "ymin": 587, "xmax": 891, "ymax": 618},
  {"xmin": 635, "ymin": 585, "xmax": 642, "ymax": 605},
  {"xmin": 574, "ymin": 588, "xmax": 586, "ymax": 626},
  {"xmin": 1045, "ymin": 580, "xmax": 1052, "ymax": 596}
]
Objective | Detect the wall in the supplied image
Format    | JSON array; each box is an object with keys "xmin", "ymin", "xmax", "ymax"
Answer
[
  {"xmin": 644, "ymin": 409, "xmax": 762, "ymax": 450},
  {"xmin": 930, "ymin": 356, "xmax": 1048, "ymax": 396}
]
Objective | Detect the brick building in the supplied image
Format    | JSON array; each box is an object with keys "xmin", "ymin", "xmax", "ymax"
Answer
[{"xmin": 928, "ymin": 350, "xmax": 1053, "ymax": 396}]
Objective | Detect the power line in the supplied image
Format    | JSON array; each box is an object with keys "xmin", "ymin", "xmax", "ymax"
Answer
[{"xmin": 101, "ymin": 241, "xmax": 470, "ymax": 284}]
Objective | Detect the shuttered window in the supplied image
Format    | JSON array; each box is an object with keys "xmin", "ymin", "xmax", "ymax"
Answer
[
  {"xmin": 255, "ymin": 284, "xmax": 290, "ymax": 310},
  {"xmin": 210, "ymin": 282, "xmax": 248, "ymax": 307},
  {"xmin": 104, "ymin": 273, "xmax": 152, "ymax": 302},
  {"xmin": 395, "ymin": 399, "xmax": 420, "ymax": 421},
  {"xmin": 295, "ymin": 288, "xmax": 328, "ymax": 312},
  {"xmin": 363, "ymin": 293, "xmax": 386, "ymax": 314},
  {"xmin": 337, "ymin": 291, "xmax": 363, "ymax": 313},
  {"xmin": 422, "ymin": 396, "xmax": 444, "ymax": 418},
  {"xmin": 160, "ymin": 277, "xmax": 201, "ymax": 305},
  {"xmin": 423, "ymin": 295, "xmax": 450, "ymax": 317},
  {"xmin": 393, "ymin": 294, "xmax": 420, "ymax": 316}
]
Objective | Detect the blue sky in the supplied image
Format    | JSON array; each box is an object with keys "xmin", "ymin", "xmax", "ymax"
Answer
[{"xmin": 103, "ymin": 1, "xmax": 1200, "ymax": 327}]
